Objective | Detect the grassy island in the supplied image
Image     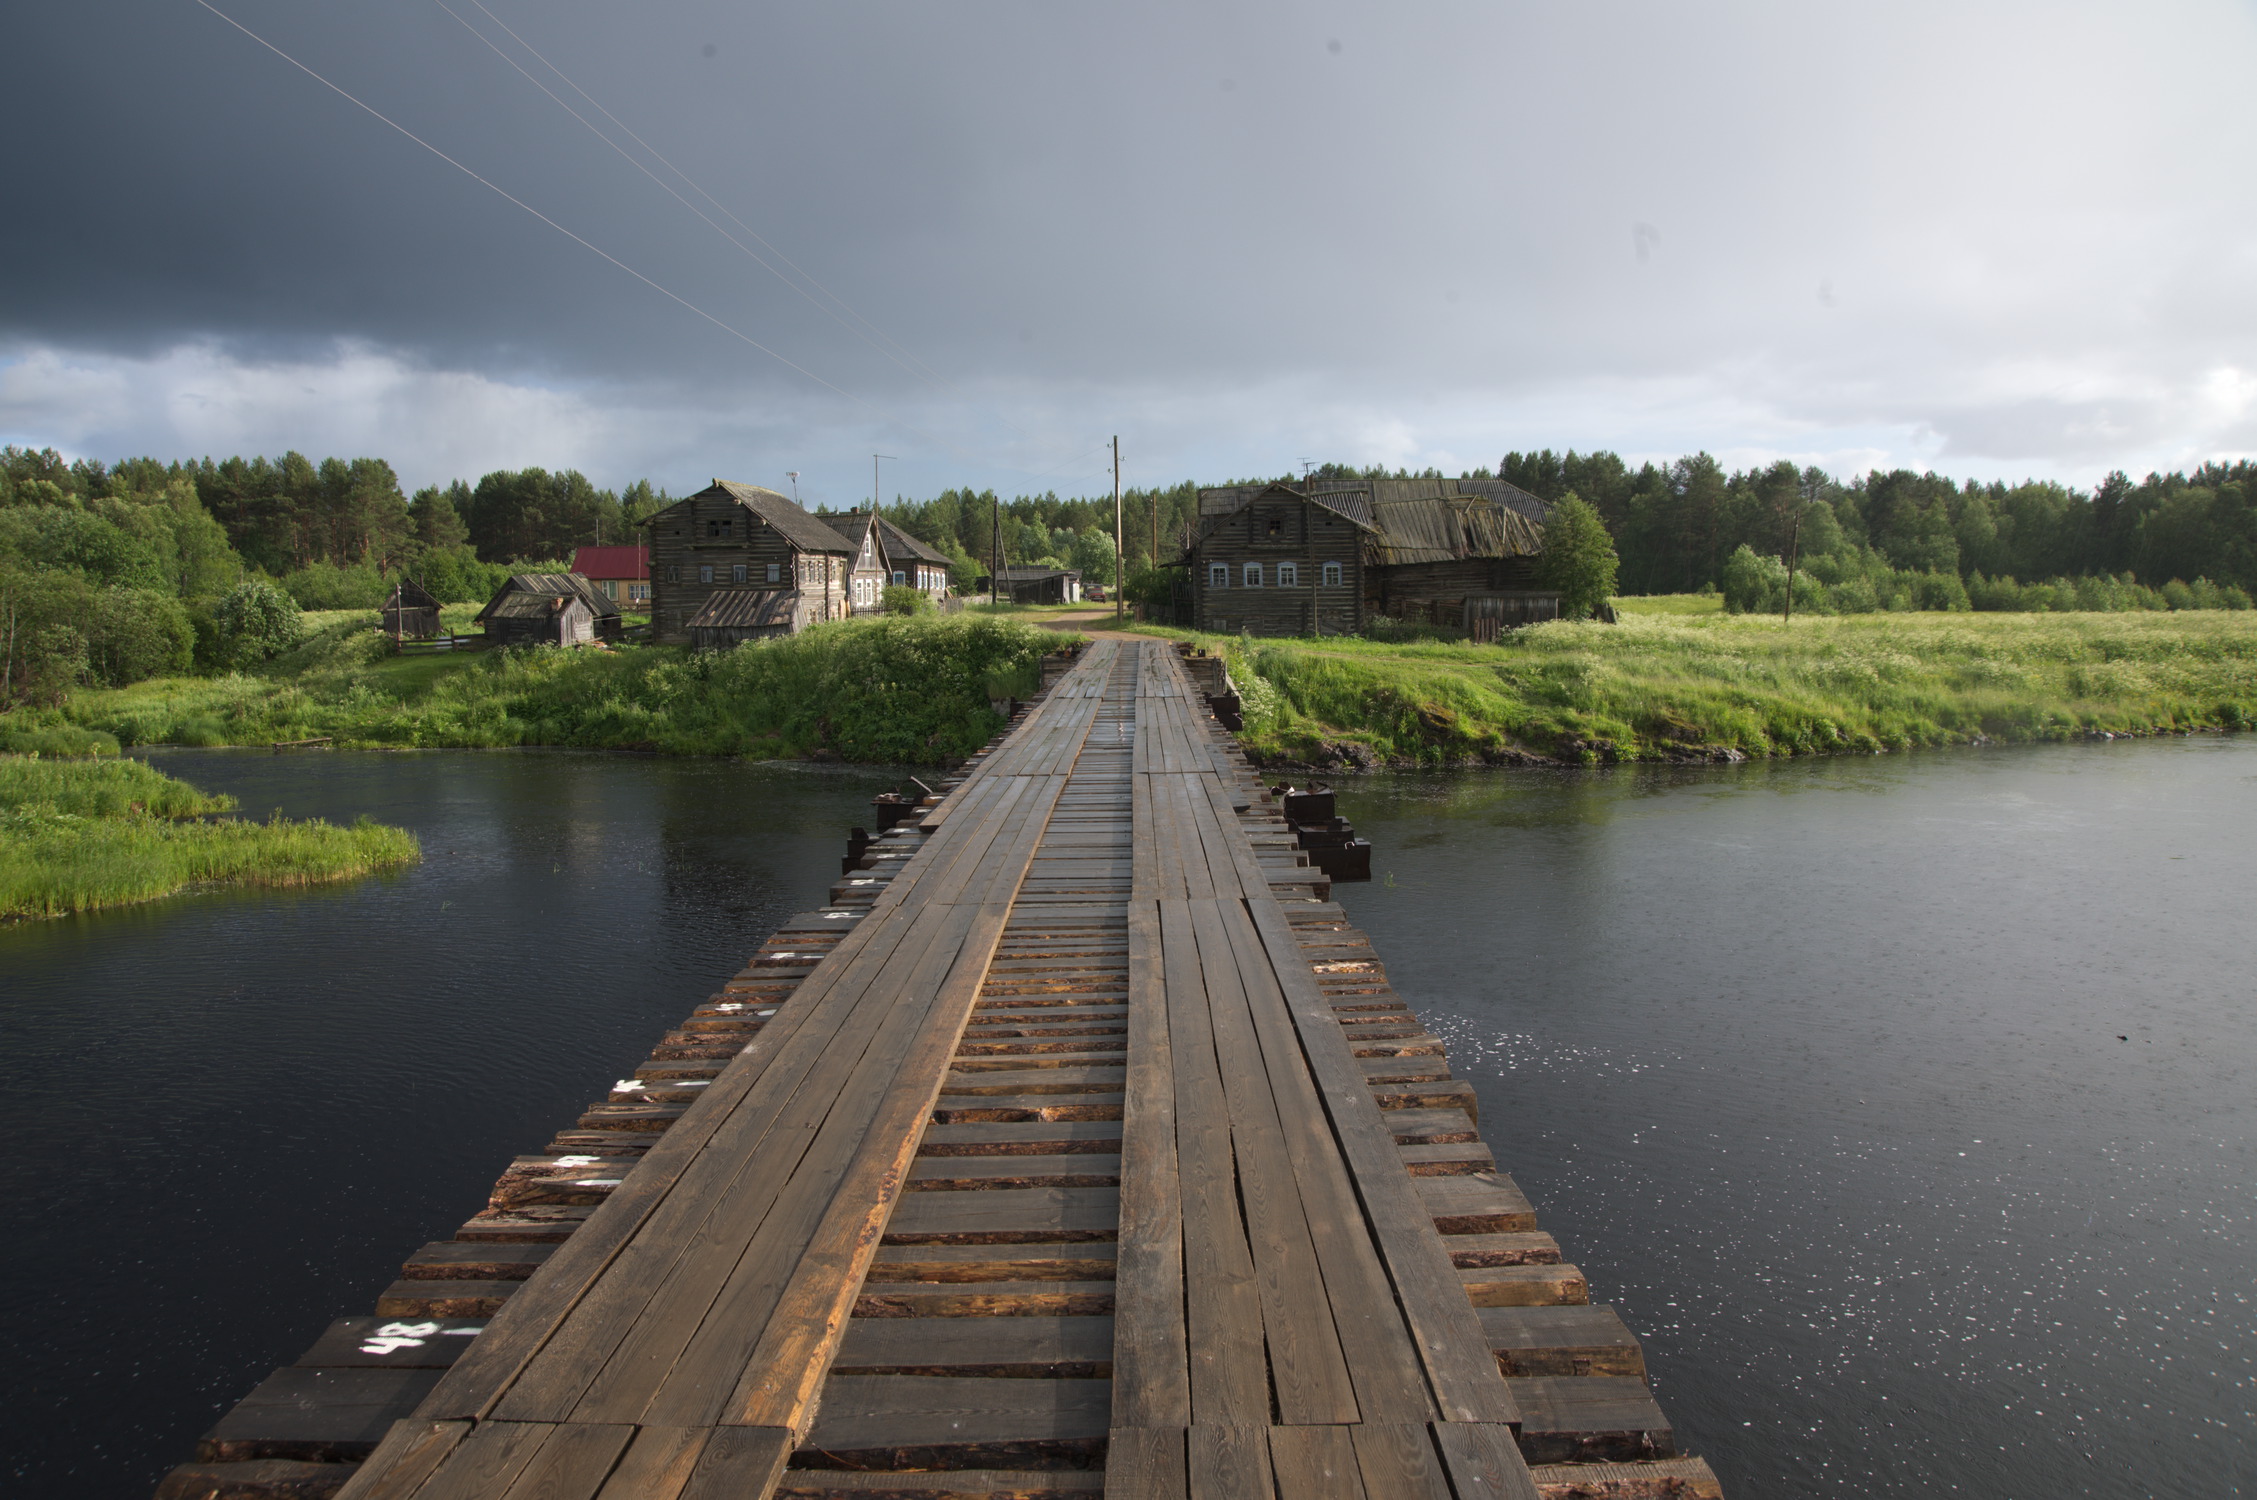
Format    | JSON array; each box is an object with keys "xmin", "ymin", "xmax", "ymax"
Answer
[
  {"xmin": 1147, "ymin": 603, "xmax": 2257, "ymax": 766},
  {"xmin": 0, "ymin": 755, "xmax": 421, "ymax": 919}
]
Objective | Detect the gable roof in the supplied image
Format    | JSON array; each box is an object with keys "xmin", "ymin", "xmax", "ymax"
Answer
[
  {"xmin": 873, "ymin": 515, "xmax": 952, "ymax": 567},
  {"xmin": 693, "ymin": 481, "xmax": 856, "ymax": 555},
  {"xmin": 815, "ymin": 509, "xmax": 885, "ymax": 566},
  {"xmin": 471, "ymin": 572, "xmax": 621, "ymax": 624},
  {"xmin": 383, "ymin": 577, "xmax": 440, "ymax": 611},
  {"xmin": 570, "ymin": 544, "xmax": 649, "ymax": 579},
  {"xmin": 1186, "ymin": 478, "xmax": 1547, "ymax": 566}
]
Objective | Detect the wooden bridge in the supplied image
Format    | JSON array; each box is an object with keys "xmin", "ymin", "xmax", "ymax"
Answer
[{"xmin": 164, "ymin": 639, "xmax": 1718, "ymax": 1500}]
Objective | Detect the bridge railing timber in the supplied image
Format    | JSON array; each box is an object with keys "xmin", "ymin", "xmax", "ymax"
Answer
[{"xmin": 156, "ymin": 637, "xmax": 1720, "ymax": 1500}]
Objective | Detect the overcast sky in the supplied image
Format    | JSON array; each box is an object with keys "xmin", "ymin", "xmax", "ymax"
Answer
[{"xmin": 5, "ymin": 1, "xmax": 2255, "ymax": 504}]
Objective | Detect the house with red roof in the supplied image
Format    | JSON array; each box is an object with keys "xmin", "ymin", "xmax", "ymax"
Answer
[{"xmin": 569, "ymin": 544, "xmax": 652, "ymax": 608}]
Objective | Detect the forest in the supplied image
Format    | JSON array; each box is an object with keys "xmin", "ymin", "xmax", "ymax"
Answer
[{"xmin": 4, "ymin": 440, "xmax": 2253, "ymax": 709}]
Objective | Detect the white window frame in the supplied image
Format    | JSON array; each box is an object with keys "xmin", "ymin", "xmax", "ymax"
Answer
[
  {"xmin": 767, "ymin": 561, "xmax": 782, "ymax": 584},
  {"xmin": 732, "ymin": 563, "xmax": 747, "ymax": 584},
  {"xmin": 698, "ymin": 564, "xmax": 713, "ymax": 584},
  {"xmin": 1277, "ymin": 562, "xmax": 1299, "ymax": 588},
  {"xmin": 1322, "ymin": 561, "xmax": 1343, "ymax": 588},
  {"xmin": 892, "ymin": 570, "xmax": 906, "ymax": 586},
  {"xmin": 1244, "ymin": 562, "xmax": 1263, "ymax": 588},
  {"xmin": 1209, "ymin": 563, "xmax": 1229, "ymax": 589}
]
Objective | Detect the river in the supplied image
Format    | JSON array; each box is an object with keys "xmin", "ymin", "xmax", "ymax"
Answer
[{"xmin": 1, "ymin": 741, "xmax": 2249, "ymax": 1497}]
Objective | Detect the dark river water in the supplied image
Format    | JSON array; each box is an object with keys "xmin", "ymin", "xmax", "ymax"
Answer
[{"xmin": 1, "ymin": 741, "xmax": 2251, "ymax": 1497}]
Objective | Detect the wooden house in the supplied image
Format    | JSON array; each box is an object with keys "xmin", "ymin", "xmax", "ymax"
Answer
[
  {"xmin": 873, "ymin": 516, "xmax": 954, "ymax": 601},
  {"xmin": 684, "ymin": 588, "xmax": 800, "ymax": 649},
  {"xmin": 569, "ymin": 544, "xmax": 651, "ymax": 608},
  {"xmin": 1181, "ymin": 477, "xmax": 1555, "ymax": 637},
  {"xmin": 473, "ymin": 573, "xmax": 622, "ymax": 647},
  {"xmin": 645, "ymin": 482, "xmax": 856, "ymax": 645},
  {"xmin": 817, "ymin": 510, "xmax": 896, "ymax": 614},
  {"xmin": 379, "ymin": 577, "xmax": 442, "ymax": 640}
]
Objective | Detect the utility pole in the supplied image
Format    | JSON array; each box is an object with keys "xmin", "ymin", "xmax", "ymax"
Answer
[
  {"xmin": 872, "ymin": 454, "xmax": 896, "ymax": 515},
  {"xmin": 786, "ymin": 471, "xmax": 799, "ymax": 504},
  {"xmin": 1112, "ymin": 435, "xmax": 1123, "ymax": 624},
  {"xmin": 1783, "ymin": 504, "xmax": 1804, "ymax": 624},
  {"xmin": 991, "ymin": 491, "xmax": 1002, "ymax": 606}
]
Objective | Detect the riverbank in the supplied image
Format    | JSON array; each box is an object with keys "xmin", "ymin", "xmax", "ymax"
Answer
[
  {"xmin": 1137, "ymin": 609, "xmax": 2257, "ymax": 767},
  {"xmin": 0, "ymin": 756, "xmax": 421, "ymax": 918},
  {"xmin": 30, "ymin": 613, "xmax": 1058, "ymax": 764}
]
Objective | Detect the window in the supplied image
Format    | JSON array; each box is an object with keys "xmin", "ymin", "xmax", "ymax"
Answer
[
  {"xmin": 1277, "ymin": 562, "xmax": 1299, "ymax": 588},
  {"xmin": 705, "ymin": 518, "xmax": 734, "ymax": 538},
  {"xmin": 767, "ymin": 561, "xmax": 782, "ymax": 584},
  {"xmin": 1323, "ymin": 561, "xmax": 1343, "ymax": 588},
  {"xmin": 665, "ymin": 564, "xmax": 679, "ymax": 583},
  {"xmin": 1209, "ymin": 563, "xmax": 1229, "ymax": 588},
  {"xmin": 732, "ymin": 564, "xmax": 748, "ymax": 584},
  {"xmin": 1244, "ymin": 562, "xmax": 1263, "ymax": 588},
  {"xmin": 629, "ymin": 583, "xmax": 650, "ymax": 603},
  {"xmin": 892, "ymin": 570, "xmax": 906, "ymax": 586},
  {"xmin": 699, "ymin": 565, "xmax": 713, "ymax": 584}
]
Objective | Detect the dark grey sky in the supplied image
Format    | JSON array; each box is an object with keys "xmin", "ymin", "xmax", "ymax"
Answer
[{"xmin": 5, "ymin": 0, "xmax": 2254, "ymax": 499}]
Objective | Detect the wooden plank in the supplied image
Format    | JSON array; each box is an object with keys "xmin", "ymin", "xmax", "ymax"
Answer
[
  {"xmin": 408, "ymin": 1420, "xmax": 557, "ymax": 1500},
  {"xmin": 1185, "ymin": 1425, "xmax": 1272, "ymax": 1500},
  {"xmin": 1430, "ymin": 1422, "xmax": 1544, "ymax": 1500},
  {"xmin": 1349, "ymin": 1423, "xmax": 1454, "ymax": 1500},
  {"xmin": 330, "ymin": 1420, "xmax": 470, "ymax": 1500},
  {"xmin": 676, "ymin": 1427, "xmax": 793, "ymax": 1500},
  {"xmin": 589, "ymin": 1427, "xmax": 710, "ymax": 1500},
  {"xmin": 797, "ymin": 1377, "xmax": 1110, "ymax": 1470},
  {"xmin": 1243, "ymin": 896, "xmax": 1522, "ymax": 1427},
  {"xmin": 1185, "ymin": 897, "xmax": 1358, "ymax": 1425},
  {"xmin": 831, "ymin": 1315, "xmax": 1113, "ymax": 1376},
  {"xmin": 1265, "ymin": 1425, "xmax": 1366, "ymax": 1499},
  {"xmin": 1107, "ymin": 900, "xmax": 1187, "ymax": 1430},
  {"xmin": 1101, "ymin": 1427, "xmax": 1187, "ymax": 1500},
  {"xmin": 495, "ymin": 1423, "xmax": 635, "ymax": 1500}
]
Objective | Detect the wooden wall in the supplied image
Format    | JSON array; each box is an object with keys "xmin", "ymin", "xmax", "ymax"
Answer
[
  {"xmin": 1188, "ymin": 494, "xmax": 1363, "ymax": 637},
  {"xmin": 1366, "ymin": 557, "xmax": 1542, "ymax": 626},
  {"xmin": 648, "ymin": 489, "xmax": 848, "ymax": 644}
]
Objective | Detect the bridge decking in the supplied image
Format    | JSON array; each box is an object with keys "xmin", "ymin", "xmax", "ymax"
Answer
[{"xmin": 168, "ymin": 638, "xmax": 1716, "ymax": 1500}]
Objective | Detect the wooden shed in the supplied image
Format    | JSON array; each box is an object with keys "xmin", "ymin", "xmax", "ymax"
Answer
[
  {"xmin": 684, "ymin": 588, "xmax": 799, "ymax": 649},
  {"xmin": 379, "ymin": 577, "xmax": 442, "ymax": 640},
  {"xmin": 992, "ymin": 567, "xmax": 1083, "ymax": 605},
  {"xmin": 473, "ymin": 574, "xmax": 622, "ymax": 647}
]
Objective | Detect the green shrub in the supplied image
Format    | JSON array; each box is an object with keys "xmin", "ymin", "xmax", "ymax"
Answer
[
  {"xmin": 882, "ymin": 584, "xmax": 935, "ymax": 616},
  {"xmin": 214, "ymin": 579, "xmax": 304, "ymax": 668}
]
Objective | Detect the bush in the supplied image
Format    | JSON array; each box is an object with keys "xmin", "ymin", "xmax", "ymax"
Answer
[
  {"xmin": 214, "ymin": 579, "xmax": 304, "ymax": 668},
  {"xmin": 1535, "ymin": 493, "xmax": 1620, "ymax": 620},
  {"xmin": 882, "ymin": 584, "xmax": 935, "ymax": 616},
  {"xmin": 282, "ymin": 560, "xmax": 388, "ymax": 610}
]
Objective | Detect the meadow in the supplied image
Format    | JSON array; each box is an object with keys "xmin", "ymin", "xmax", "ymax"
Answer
[
  {"xmin": 0, "ymin": 755, "xmax": 421, "ymax": 918},
  {"xmin": 1140, "ymin": 605, "xmax": 2257, "ymax": 766}
]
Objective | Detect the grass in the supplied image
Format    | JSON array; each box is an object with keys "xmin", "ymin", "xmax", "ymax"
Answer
[
  {"xmin": 1614, "ymin": 593, "xmax": 1725, "ymax": 616},
  {"xmin": 1131, "ymin": 609, "xmax": 2257, "ymax": 766},
  {"xmin": 0, "ymin": 755, "xmax": 421, "ymax": 918},
  {"xmin": 41, "ymin": 613, "xmax": 1062, "ymax": 764}
]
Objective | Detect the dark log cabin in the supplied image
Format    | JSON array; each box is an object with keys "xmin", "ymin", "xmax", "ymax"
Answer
[
  {"xmin": 379, "ymin": 577, "xmax": 442, "ymax": 640},
  {"xmin": 1182, "ymin": 477, "xmax": 1555, "ymax": 637},
  {"xmin": 646, "ymin": 482, "xmax": 855, "ymax": 645}
]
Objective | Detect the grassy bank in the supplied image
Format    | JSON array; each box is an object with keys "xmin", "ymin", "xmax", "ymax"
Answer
[
  {"xmin": 1140, "ymin": 609, "xmax": 2257, "ymax": 766},
  {"xmin": 0, "ymin": 756, "xmax": 421, "ymax": 918},
  {"xmin": 35, "ymin": 613, "xmax": 1059, "ymax": 764}
]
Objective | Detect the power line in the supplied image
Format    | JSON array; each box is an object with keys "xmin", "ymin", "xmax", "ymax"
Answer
[{"xmin": 189, "ymin": 0, "xmax": 879, "ymax": 413}]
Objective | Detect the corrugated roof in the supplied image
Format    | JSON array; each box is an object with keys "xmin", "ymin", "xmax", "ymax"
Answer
[
  {"xmin": 570, "ymin": 544, "xmax": 649, "ymax": 579},
  {"xmin": 472, "ymin": 573, "xmax": 620, "ymax": 623},
  {"xmin": 711, "ymin": 481, "xmax": 857, "ymax": 555},
  {"xmin": 685, "ymin": 588, "xmax": 799, "ymax": 630}
]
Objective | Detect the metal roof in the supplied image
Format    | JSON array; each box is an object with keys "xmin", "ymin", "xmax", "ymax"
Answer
[
  {"xmin": 570, "ymin": 544, "xmax": 649, "ymax": 579},
  {"xmin": 707, "ymin": 482, "xmax": 857, "ymax": 555},
  {"xmin": 684, "ymin": 588, "xmax": 799, "ymax": 630}
]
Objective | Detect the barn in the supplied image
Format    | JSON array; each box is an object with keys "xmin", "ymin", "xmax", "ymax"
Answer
[
  {"xmin": 379, "ymin": 577, "xmax": 442, "ymax": 640},
  {"xmin": 473, "ymin": 574, "xmax": 623, "ymax": 647}
]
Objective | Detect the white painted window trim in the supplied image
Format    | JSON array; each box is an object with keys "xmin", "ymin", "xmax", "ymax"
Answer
[
  {"xmin": 1322, "ymin": 561, "xmax": 1343, "ymax": 588},
  {"xmin": 1243, "ymin": 562, "xmax": 1263, "ymax": 588},
  {"xmin": 1277, "ymin": 562, "xmax": 1299, "ymax": 588},
  {"xmin": 1209, "ymin": 563, "xmax": 1229, "ymax": 588}
]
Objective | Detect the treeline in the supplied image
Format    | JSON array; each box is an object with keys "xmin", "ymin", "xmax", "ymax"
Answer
[
  {"xmin": 0, "ymin": 446, "xmax": 672, "ymax": 704},
  {"xmin": 868, "ymin": 484, "xmax": 1207, "ymax": 590},
  {"xmin": 1491, "ymin": 451, "xmax": 2257, "ymax": 607}
]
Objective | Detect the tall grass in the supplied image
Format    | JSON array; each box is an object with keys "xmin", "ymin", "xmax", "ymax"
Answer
[
  {"xmin": 1142, "ymin": 610, "xmax": 2257, "ymax": 765},
  {"xmin": 0, "ymin": 755, "xmax": 420, "ymax": 918},
  {"xmin": 48, "ymin": 614, "xmax": 1059, "ymax": 763}
]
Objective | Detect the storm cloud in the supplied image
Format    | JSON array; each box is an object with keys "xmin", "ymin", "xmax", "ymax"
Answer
[{"xmin": 5, "ymin": 0, "xmax": 2254, "ymax": 499}]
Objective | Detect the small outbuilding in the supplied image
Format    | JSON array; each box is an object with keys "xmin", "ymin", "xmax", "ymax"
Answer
[
  {"xmin": 991, "ymin": 566, "xmax": 1083, "ymax": 604},
  {"xmin": 379, "ymin": 577, "xmax": 442, "ymax": 640},
  {"xmin": 473, "ymin": 573, "xmax": 623, "ymax": 647},
  {"xmin": 684, "ymin": 588, "xmax": 799, "ymax": 649}
]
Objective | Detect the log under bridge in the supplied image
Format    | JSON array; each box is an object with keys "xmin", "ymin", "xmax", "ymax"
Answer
[{"xmin": 162, "ymin": 638, "xmax": 1718, "ymax": 1500}]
